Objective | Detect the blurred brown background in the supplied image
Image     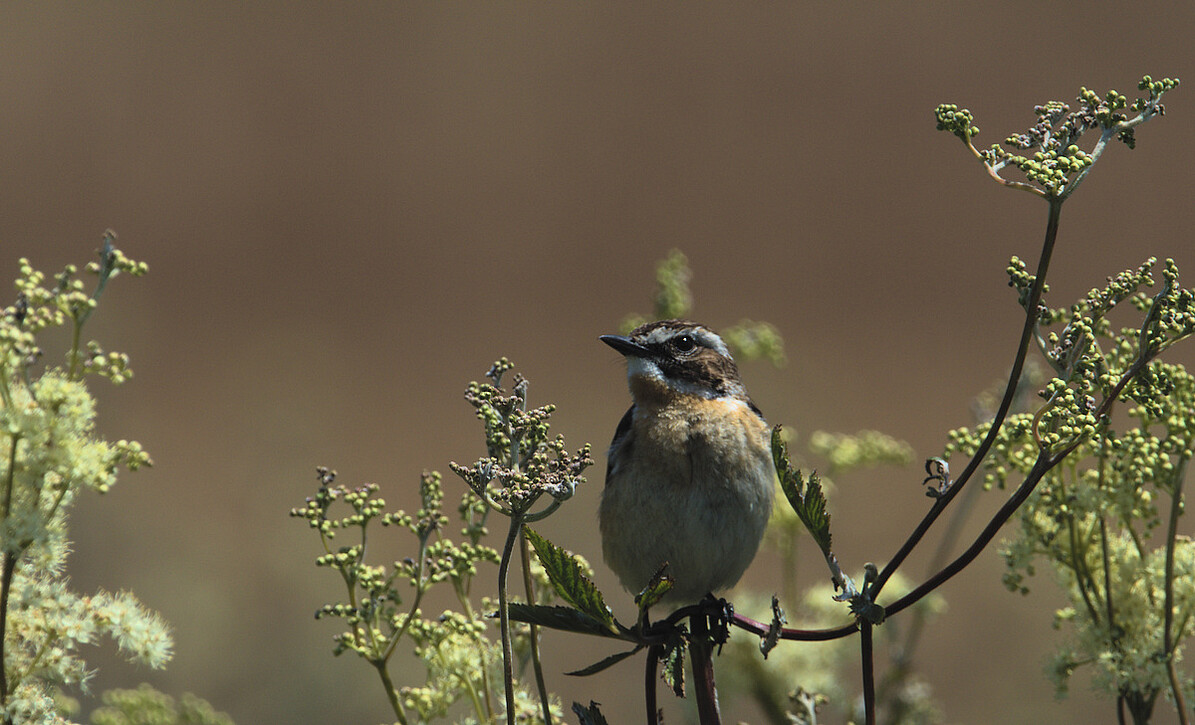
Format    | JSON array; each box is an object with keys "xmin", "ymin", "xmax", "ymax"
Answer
[{"xmin": 3, "ymin": 3, "xmax": 1194, "ymax": 724}]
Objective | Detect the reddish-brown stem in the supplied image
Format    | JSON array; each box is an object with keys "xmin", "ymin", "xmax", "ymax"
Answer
[
  {"xmin": 861, "ymin": 622, "xmax": 875, "ymax": 725},
  {"xmin": 689, "ymin": 615, "xmax": 721, "ymax": 725},
  {"xmin": 645, "ymin": 644, "xmax": 661, "ymax": 725}
]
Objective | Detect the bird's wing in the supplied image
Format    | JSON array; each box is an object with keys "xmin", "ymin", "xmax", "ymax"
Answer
[{"xmin": 604, "ymin": 405, "xmax": 635, "ymax": 488}]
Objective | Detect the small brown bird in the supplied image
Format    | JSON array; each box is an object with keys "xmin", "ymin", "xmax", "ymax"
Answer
[{"xmin": 599, "ymin": 320, "xmax": 774, "ymax": 604}]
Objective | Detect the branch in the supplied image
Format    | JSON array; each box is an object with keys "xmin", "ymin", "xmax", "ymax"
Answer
[
  {"xmin": 519, "ymin": 532, "xmax": 553, "ymax": 725},
  {"xmin": 870, "ymin": 196, "xmax": 1064, "ymax": 599},
  {"xmin": 860, "ymin": 622, "xmax": 876, "ymax": 725},
  {"xmin": 645, "ymin": 644, "xmax": 662, "ymax": 725},
  {"xmin": 689, "ymin": 614, "xmax": 721, "ymax": 725},
  {"xmin": 1163, "ymin": 451, "xmax": 1191, "ymax": 723},
  {"xmin": 497, "ymin": 514, "xmax": 523, "ymax": 723}
]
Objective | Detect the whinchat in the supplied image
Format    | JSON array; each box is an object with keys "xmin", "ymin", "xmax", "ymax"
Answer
[{"xmin": 599, "ymin": 320, "xmax": 774, "ymax": 604}]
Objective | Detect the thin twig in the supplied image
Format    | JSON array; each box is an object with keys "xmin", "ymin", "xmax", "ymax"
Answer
[
  {"xmin": 730, "ymin": 612, "xmax": 854, "ymax": 642},
  {"xmin": 876, "ymin": 477, "xmax": 980, "ymax": 706},
  {"xmin": 1163, "ymin": 453, "xmax": 1191, "ymax": 724},
  {"xmin": 741, "ymin": 342, "xmax": 1153, "ymax": 646},
  {"xmin": 375, "ymin": 660, "xmax": 408, "ymax": 725},
  {"xmin": 1057, "ymin": 471, "xmax": 1102, "ymax": 625},
  {"xmin": 882, "ymin": 348, "xmax": 1152, "ymax": 619},
  {"xmin": 871, "ymin": 196, "xmax": 1064, "ymax": 599},
  {"xmin": 497, "ymin": 515, "xmax": 523, "ymax": 723},
  {"xmin": 519, "ymin": 531, "xmax": 554, "ymax": 725},
  {"xmin": 881, "ymin": 451, "xmax": 1054, "ymax": 620},
  {"xmin": 1099, "ymin": 517, "xmax": 1117, "ymax": 642}
]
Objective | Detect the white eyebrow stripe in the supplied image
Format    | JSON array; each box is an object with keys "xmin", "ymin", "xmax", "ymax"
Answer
[{"xmin": 635, "ymin": 326, "xmax": 732, "ymax": 359}]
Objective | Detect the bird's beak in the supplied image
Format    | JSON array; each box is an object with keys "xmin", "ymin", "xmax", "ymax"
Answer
[{"xmin": 600, "ymin": 334, "xmax": 650, "ymax": 358}]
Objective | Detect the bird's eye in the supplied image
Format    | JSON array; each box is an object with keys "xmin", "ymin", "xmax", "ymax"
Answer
[{"xmin": 673, "ymin": 334, "xmax": 697, "ymax": 353}]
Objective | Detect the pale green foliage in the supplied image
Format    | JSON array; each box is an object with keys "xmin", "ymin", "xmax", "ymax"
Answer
[
  {"xmin": 937, "ymin": 76, "xmax": 1179, "ymax": 198},
  {"xmin": 90, "ymin": 684, "xmax": 232, "ymax": 725},
  {"xmin": 1, "ymin": 239, "xmax": 169, "ymax": 723},
  {"xmin": 728, "ymin": 421, "xmax": 936, "ymax": 723},
  {"xmin": 719, "ymin": 592, "xmax": 852, "ymax": 720},
  {"xmin": 721, "ymin": 576, "xmax": 943, "ymax": 725},
  {"xmin": 621, "ymin": 249, "xmax": 786, "ymax": 366},
  {"xmin": 1043, "ymin": 534, "xmax": 1195, "ymax": 701},
  {"xmin": 808, "ymin": 430, "xmax": 915, "ymax": 474},
  {"xmin": 652, "ymin": 249, "xmax": 692, "ymax": 322},
  {"xmin": 945, "ymin": 256, "xmax": 1195, "ymax": 712},
  {"xmin": 766, "ymin": 428, "xmax": 913, "ymax": 609},
  {"xmin": 450, "ymin": 361, "xmax": 593, "ymax": 517},
  {"xmin": 722, "ymin": 320, "xmax": 786, "ymax": 368},
  {"xmin": 400, "ymin": 608, "xmax": 563, "ymax": 725},
  {"xmin": 401, "ymin": 611, "xmax": 500, "ymax": 722},
  {"xmin": 295, "ymin": 362, "xmax": 589, "ymax": 724},
  {"xmin": 622, "ymin": 249, "xmax": 692, "ymax": 332},
  {"xmin": 291, "ymin": 471, "xmax": 507, "ymax": 722}
]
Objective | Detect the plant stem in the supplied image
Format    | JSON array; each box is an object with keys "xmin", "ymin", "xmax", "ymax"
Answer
[
  {"xmin": 1060, "ymin": 471, "xmax": 1102, "ymax": 625},
  {"xmin": 1, "ymin": 436, "xmax": 17, "ymax": 520},
  {"xmin": 497, "ymin": 514, "xmax": 523, "ymax": 723},
  {"xmin": 882, "ymin": 451, "xmax": 1055, "ymax": 620},
  {"xmin": 1126, "ymin": 691, "xmax": 1157, "ymax": 725},
  {"xmin": 0, "ymin": 551, "xmax": 14, "ymax": 713},
  {"xmin": 0, "ymin": 434, "xmax": 19, "ymax": 714},
  {"xmin": 0, "ymin": 368, "xmax": 12, "ymax": 411},
  {"xmin": 871, "ymin": 196, "xmax": 1064, "ymax": 599},
  {"xmin": 646, "ymin": 644, "xmax": 662, "ymax": 725},
  {"xmin": 756, "ymin": 341, "xmax": 1149, "ymax": 645},
  {"xmin": 689, "ymin": 614, "xmax": 721, "ymax": 725},
  {"xmin": 1098, "ymin": 517, "xmax": 1117, "ymax": 640},
  {"xmin": 883, "ymin": 345, "xmax": 1142, "ymax": 621},
  {"xmin": 876, "ymin": 477, "xmax": 980, "ymax": 707},
  {"xmin": 67, "ymin": 320, "xmax": 84, "ymax": 381},
  {"xmin": 860, "ymin": 622, "xmax": 875, "ymax": 725},
  {"xmin": 375, "ymin": 660, "xmax": 408, "ymax": 725},
  {"xmin": 519, "ymin": 531, "xmax": 553, "ymax": 725},
  {"xmin": 451, "ymin": 580, "xmax": 495, "ymax": 720},
  {"xmin": 1163, "ymin": 454, "xmax": 1190, "ymax": 724}
]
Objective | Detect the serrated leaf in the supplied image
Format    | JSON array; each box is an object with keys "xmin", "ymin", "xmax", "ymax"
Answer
[
  {"xmin": 506, "ymin": 603, "xmax": 624, "ymax": 639},
  {"xmin": 566, "ymin": 645, "xmax": 643, "ymax": 676},
  {"xmin": 662, "ymin": 638, "xmax": 686, "ymax": 698},
  {"xmin": 523, "ymin": 527, "xmax": 616, "ymax": 631},
  {"xmin": 572, "ymin": 701, "xmax": 610, "ymax": 725},
  {"xmin": 635, "ymin": 563, "xmax": 674, "ymax": 612},
  {"xmin": 772, "ymin": 425, "xmax": 833, "ymax": 555}
]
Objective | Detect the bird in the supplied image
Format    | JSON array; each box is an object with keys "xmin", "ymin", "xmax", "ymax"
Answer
[{"xmin": 599, "ymin": 319, "xmax": 774, "ymax": 605}]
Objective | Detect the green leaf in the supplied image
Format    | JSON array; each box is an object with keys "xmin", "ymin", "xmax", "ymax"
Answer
[
  {"xmin": 507, "ymin": 603, "xmax": 624, "ymax": 639},
  {"xmin": 662, "ymin": 637, "xmax": 686, "ymax": 698},
  {"xmin": 635, "ymin": 563, "xmax": 674, "ymax": 612},
  {"xmin": 522, "ymin": 527, "xmax": 617, "ymax": 630},
  {"xmin": 572, "ymin": 701, "xmax": 610, "ymax": 725},
  {"xmin": 772, "ymin": 425, "xmax": 833, "ymax": 556},
  {"xmin": 566, "ymin": 645, "xmax": 644, "ymax": 676}
]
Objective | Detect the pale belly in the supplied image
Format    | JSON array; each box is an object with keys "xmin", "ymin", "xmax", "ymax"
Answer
[{"xmin": 599, "ymin": 435, "xmax": 773, "ymax": 604}]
